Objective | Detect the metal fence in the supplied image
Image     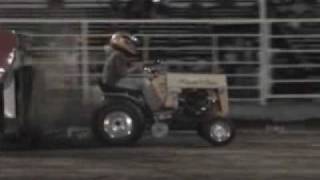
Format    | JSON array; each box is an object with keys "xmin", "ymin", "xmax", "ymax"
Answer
[{"xmin": 1, "ymin": 18, "xmax": 320, "ymax": 107}]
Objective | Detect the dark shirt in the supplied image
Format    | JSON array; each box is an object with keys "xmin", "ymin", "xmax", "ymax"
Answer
[{"xmin": 102, "ymin": 49, "xmax": 129, "ymax": 86}]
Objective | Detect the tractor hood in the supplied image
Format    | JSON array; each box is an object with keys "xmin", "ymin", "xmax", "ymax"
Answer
[{"xmin": 0, "ymin": 30, "xmax": 17, "ymax": 82}]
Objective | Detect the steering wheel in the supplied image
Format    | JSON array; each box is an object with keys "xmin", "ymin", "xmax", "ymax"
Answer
[{"xmin": 143, "ymin": 59, "xmax": 163, "ymax": 76}]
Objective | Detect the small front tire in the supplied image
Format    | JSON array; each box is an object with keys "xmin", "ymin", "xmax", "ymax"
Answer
[{"xmin": 199, "ymin": 118, "xmax": 235, "ymax": 146}]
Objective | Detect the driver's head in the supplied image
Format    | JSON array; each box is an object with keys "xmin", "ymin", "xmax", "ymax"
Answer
[{"xmin": 109, "ymin": 32, "xmax": 139, "ymax": 56}]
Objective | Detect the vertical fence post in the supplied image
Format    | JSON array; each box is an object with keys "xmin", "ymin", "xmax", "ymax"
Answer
[
  {"xmin": 142, "ymin": 36, "xmax": 150, "ymax": 64},
  {"xmin": 80, "ymin": 21, "xmax": 90, "ymax": 104},
  {"xmin": 211, "ymin": 35, "xmax": 219, "ymax": 72},
  {"xmin": 259, "ymin": 0, "xmax": 271, "ymax": 105}
]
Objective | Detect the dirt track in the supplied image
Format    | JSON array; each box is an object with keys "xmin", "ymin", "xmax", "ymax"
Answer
[{"xmin": 1, "ymin": 130, "xmax": 320, "ymax": 180}]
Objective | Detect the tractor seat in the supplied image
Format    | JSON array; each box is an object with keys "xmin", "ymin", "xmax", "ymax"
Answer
[{"xmin": 99, "ymin": 81, "xmax": 142, "ymax": 97}]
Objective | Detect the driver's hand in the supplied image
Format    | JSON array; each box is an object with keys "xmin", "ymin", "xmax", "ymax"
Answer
[{"xmin": 152, "ymin": 71, "xmax": 160, "ymax": 79}]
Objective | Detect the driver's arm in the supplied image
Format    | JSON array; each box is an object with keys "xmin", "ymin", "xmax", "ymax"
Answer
[{"xmin": 127, "ymin": 61, "xmax": 143, "ymax": 74}]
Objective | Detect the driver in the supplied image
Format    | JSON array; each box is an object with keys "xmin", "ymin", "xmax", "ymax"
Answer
[{"xmin": 102, "ymin": 32, "xmax": 162, "ymax": 111}]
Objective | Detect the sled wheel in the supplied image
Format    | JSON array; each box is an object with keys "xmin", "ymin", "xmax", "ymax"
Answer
[{"xmin": 92, "ymin": 100, "xmax": 145, "ymax": 146}]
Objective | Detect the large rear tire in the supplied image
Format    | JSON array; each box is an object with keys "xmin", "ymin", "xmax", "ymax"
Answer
[{"xmin": 92, "ymin": 100, "xmax": 145, "ymax": 146}]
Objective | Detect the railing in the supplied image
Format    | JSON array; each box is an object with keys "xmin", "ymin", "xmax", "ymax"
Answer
[{"xmin": 1, "ymin": 18, "xmax": 320, "ymax": 105}]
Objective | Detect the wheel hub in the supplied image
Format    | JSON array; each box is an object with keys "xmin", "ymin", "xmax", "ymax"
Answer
[
  {"xmin": 103, "ymin": 112, "xmax": 133, "ymax": 139},
  {"xmin": 210, "ymin": 122, "xmax": 231, "ymax": 142}
]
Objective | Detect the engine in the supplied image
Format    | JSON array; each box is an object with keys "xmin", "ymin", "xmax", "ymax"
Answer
[{"xmin": 180, "ymin": 89, "xmax": 213, "ymax": 117}]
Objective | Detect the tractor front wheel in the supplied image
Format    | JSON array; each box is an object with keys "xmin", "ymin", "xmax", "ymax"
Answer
[{"xmin": 198, "ymin": 118, "xmax": 235, "ymax": 146}]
